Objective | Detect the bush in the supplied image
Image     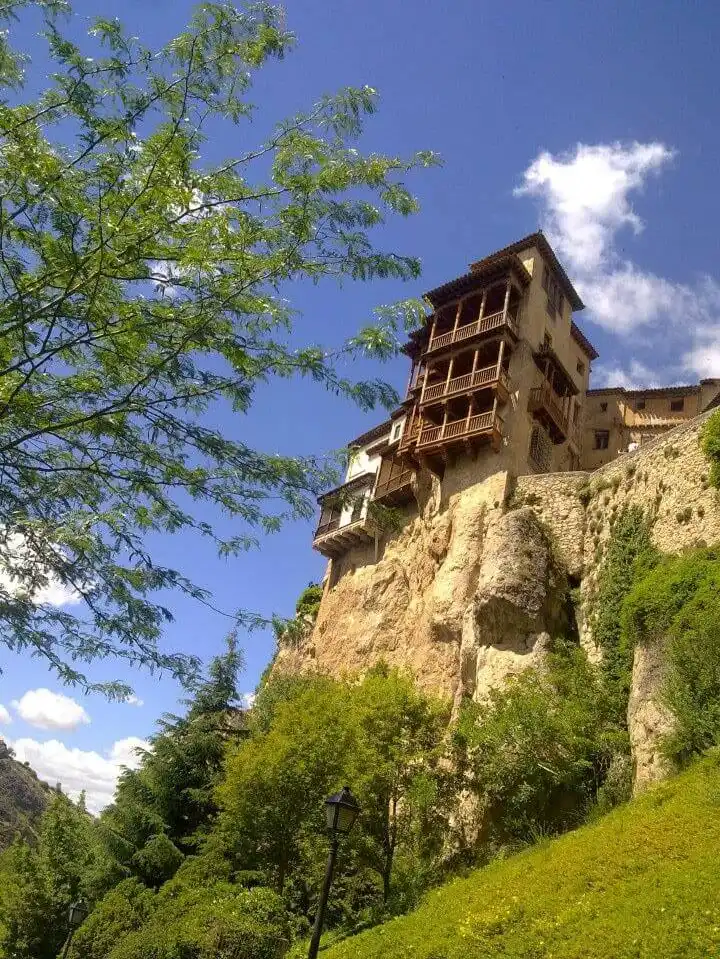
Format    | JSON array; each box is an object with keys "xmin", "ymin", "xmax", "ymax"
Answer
[
  {"xmin": 295, "ymin": 583, "xmax": 324, "ymax": 619},
  {"xmin": 701, "ymin": 410, "xmax": 720, "ymax": 487},
  {"xmin": 108, "ymin": 883, "xmax": 292, "ymax": 959},
  {"xmin": 452, "ymin": 645, "xmax": 627, "ymax": 846},
  {"xmin": 591, "ymin": 506, "xmax": 657, "ymax": 718},
  {"xmin": 67, "ymin": 879, "xmax": 155, "ymax": 959},
  {"xmin": 131, "ymin": 834, "xmax": 184, "ymax": 889}
]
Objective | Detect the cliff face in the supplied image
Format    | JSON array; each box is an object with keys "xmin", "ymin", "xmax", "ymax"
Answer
[{"xmin": 276, "ymin": 413, "xmax": 720, "ymax": 790}]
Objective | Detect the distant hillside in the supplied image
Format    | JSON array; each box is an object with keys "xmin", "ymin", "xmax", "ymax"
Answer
[
  {"xmin": 324, "ymin": 755, "xmax": 720, "ymax": 959},
  {"xmin": 0, "ymin": 739, "xmax": 52, "ymax": 850}
]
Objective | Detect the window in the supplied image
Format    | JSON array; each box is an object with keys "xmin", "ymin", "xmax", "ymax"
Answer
[
  {"xmin": 600, "ymin": 402, "xmax": 608, "ymax": 412},
  {"xmin": 594, "ymin": 430, "xmax": 610, "ymax": 450},
  {"xmin": 576, "ymin": 361, "xmax": 585, "ymax": 376},
  {"xmin": 389, "ymin": 419, "xmax": 405, "ymax": 444},
  {"xmin": 542, "ymin": 264, "xmax": 564, "ymax": 319},
  {"xmin": 670, "ymin": 398, "xmax": 685, "ymax": 412},
  {"xmin": 635, "ymin": 399, "xmax": 646, "ymax": 411},
  {"xmin": 572, "ymin": 402, "xmax": 580, "ymax": 424}
]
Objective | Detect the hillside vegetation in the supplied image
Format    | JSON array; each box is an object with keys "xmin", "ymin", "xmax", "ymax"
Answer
[{"xmin": 323, "ymin": 754, "xmax": 720, "ymax": 959}]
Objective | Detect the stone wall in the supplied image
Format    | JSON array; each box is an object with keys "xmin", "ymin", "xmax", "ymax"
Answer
[{"xmin": 513, "ymin": 470, "xmax": 590, "ymax": 577}]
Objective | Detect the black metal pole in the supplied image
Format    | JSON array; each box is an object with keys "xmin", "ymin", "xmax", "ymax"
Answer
[
  {"xmin": 60, "ymin": 930, "xmax": 74, "ymax": 959},
  {"xmin": 307, "ymin": 835, "xmax": 339, "ymax": 959}
]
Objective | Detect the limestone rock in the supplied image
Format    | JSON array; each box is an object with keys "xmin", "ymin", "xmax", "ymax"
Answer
[
  {"xmin": 457, "ymin": 507, "xmax": 568, "ymax": 704},
  {"xmin": 627, "ymin": 640, "xmax": 675, "ymax": 793}
]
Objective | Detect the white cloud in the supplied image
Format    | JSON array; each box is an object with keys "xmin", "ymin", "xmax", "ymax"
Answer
[
  {"xmin": 515, "ymin": 141, "xmax": 720, "ymax": 382},
  {"xmin": 12, "ymin": 688, "xmax": 90, "ymax": 731},
  {"xmin": 0, "ymin": 532, "xmax": 82, "ymax": 608},
  {"xmin": 516, "ymin": 142, "xmax": 673, "ymax": 273},
  {"xmin": 592, "ymin": 360, "xmax": 662, "ymax": 391},
  {"xmin": 240, "ymin": 692, "xmax": 256, "ymax": 709},
  {"xmin": 10, "ymin": 736, "xmax": 149, "ymax": 814},
  {"xmin": 123, "ymin": 694, "xmax": 144, "ymax": 708},
  {"xmin": 0, "ymin": 704, "xmax": 11, "ymax": 725}
]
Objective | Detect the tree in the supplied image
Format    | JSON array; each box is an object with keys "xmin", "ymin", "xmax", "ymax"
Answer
[
  {"xmin": 216, "ymin": 668, "xmax": 451, "ymax": 925},
  {"xmin": 102, "ymin": 634, "xmax": 245, "ymax": 861},
  {"xmin": 0, "ymin": 0, "xmax": 435, "ymax": 695},
  {"xmin": 0, "ymin": 790, "xmax": 116, "ymax": 959},
  {"xmin": 216, "ymin": 676, "xmax": 353, "ymax": 894}
]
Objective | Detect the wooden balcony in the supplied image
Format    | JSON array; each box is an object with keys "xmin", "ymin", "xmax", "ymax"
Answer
[
  {"xmin": 312, "ymin": 516, "xmax": 376, "ymax": 558},
  {"xmin": 373, "ymin": 467, "xmax": 415, "ymax": 505},
  {"xmin": 417, "ymin": 410, "xmax": 503, "ymax": 452},
  {"xmin": 528, "ymin": 383, "xmax": 570, "ymax": 444},
  {"xmin": 421, "ymin": 364, "xmax": 510, "ymax": 405},
  {"xmin": 425, "ymin": 309, "xmax": 519, "ymax": 356}
]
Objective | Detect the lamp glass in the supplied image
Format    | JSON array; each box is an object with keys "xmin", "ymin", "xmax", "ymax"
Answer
[
  {"xmin": 324, "ymin": 787, "xmax": 360, "ymax": 835},
  {"xmin": 68, "ymin": 900, "xmax": 89, "ymax": 927}
]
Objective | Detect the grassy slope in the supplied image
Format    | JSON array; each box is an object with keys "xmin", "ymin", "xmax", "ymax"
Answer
[{"xmin": 325, "ymin": 756, "xmax": 720, "ymax": 959}]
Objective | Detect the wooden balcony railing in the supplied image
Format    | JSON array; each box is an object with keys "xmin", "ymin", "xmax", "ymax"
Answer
[
  {"xmin": 426, "ymin": 309, "xmax": 519, "ymax": 355},
  {"xmin": 417, "ymin": 410, "xmax": 501, "ymax": 449},
  {"xmin": 422, "ymin": 365, "xmax": 510, "ymax": 404},
  {"xmin": 374, "ymin": 468, "xmax": 414, "ymax": 501},
  {"xmin": 528, "ymin": 383, "xmax": 569, "ymax": 438}
]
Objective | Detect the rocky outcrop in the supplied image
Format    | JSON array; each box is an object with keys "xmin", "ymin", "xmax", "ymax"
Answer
[
  {"xmin": 0, "ymin": 739, "xmax": 52, "ymax": 849},
  {"xmin": 627, "ymin": 641, "xmax": 675, "ymax": 792},
  {"xmin": 457, "ymin": 508, "xmax": 570, "ymax": 704}
]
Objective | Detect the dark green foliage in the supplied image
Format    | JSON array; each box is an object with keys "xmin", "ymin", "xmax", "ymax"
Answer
[
  {"xmin": 591, "ymin": 505, "xmax": 657, "ymax": 719},
  {"xmin": 0, "ymin": 791, "xmax": 116, "ymax": 959},
  {"xmin": 701, "ymin": 411, "xmax": 720, "ymax": 487},
  {"xmin": 102, "ymin": 634, "xmax": 244, "ymax": 863},
  {"xmin": 453, "ymin": 646, "xmax": 627, "ymax": 847},
  {"xmin": 621, "ymin": 548, "xmax": 720, "ymax": 765},
  {"xmin": 130, "ymin": 834, "xmax": 184, "ymax": 889},
  {"xmin": 66, "ymin": 879, "xmax": 156, "ymax": 959},
  {"xmin": 105, "ymin": 883, "xmax": 291, "ymax": 959},
  {"xmin": 0, "ymin": 1, "xmax": 436, "ymax": 694}
]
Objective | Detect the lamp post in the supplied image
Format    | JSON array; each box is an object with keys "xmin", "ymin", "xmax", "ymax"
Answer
[
  {"xmin": 307, "ymin": 786, "xmax": 360, "ymax": 959},
  {"xmin": 60, "ymin": 900, "xmax": 89, "ymax": 958}
]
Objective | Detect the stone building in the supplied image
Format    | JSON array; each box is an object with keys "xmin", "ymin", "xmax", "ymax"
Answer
[
  {"xmin": 313, "ymin": 232, "xmax": 598, "ymax": 559},
  {"xmin": 311, "ymin": 231, "xmax": 719, "ymax": 568},
  {"xmin": 583, "ymin": 381, "xmax": 720, "ymax": 470}
]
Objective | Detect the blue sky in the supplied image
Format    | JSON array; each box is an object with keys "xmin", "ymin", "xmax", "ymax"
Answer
[{"xmin": 3, "ymin": 0, "xmax": 720, "ymax": 809}]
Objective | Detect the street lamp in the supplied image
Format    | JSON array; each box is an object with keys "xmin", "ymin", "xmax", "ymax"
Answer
[
  {"xmin": 307, "ymin": 786, "xmax": 360, "ymax": 959},
  {"xmin": 61, "ymin": 900, "xmax": 89, "ymax": 958}
]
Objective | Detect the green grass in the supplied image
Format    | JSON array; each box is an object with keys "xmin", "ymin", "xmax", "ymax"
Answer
[{"xmin": 323, "ymin": 755, "xmax": 720, "ymax": 959}]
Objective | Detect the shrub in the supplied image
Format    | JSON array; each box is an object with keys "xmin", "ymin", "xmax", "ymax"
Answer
[
  {"xmin": 131, "ymin": 835, "xmax": 184, "ymax": 889},
  {"xmin": 621, "ymin": 548, "xmax": 720, "ymax": 765},
  {"xmin": 701, "ymin": 411, "xmax": 720, "ymax": 487},
  {"xmin": 591, "ymin": 506, "xmax": 657, "ymax": 720},
  {"xmin": 109, "ymin": 883, "xmax": 292, "ymax": 959},
  {"xmin": 295, "ymin": 582, "xmax": 324, "ymax": 619},
  {"xmin": 67, "ymin": 880, "xmax": 156, "ymax": 959},
  {"xmin": 452, "ymin": 645, "xmax": 627, "ymax": 845}
]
